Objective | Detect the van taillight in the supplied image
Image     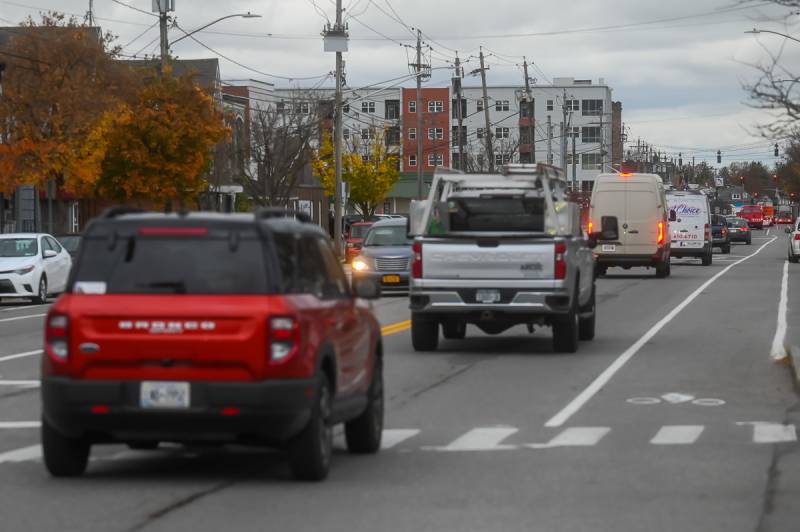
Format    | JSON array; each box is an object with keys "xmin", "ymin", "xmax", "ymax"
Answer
[
  {"xmin": 45, "ymin": 314, "xmax": 69, "ymax": 362},
  {"xmin": 555, "ymin": 242, "xmax": 567, "ymax": 280},
  {"xmin": 412, "ymin": 241, "xmax": 423, "ymax": 279},
  {"xmin": 657, "ymin": 222, "xmax": 665, "ymax": 245},
  {"xmin": 269, "ymin": 316, "xmax": 299, "ymax": 363},
  {"xmin": 704, "ymin": 224, "xmax": 710, "ymax": 241}
]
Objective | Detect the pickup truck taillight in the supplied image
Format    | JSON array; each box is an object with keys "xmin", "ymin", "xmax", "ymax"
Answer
[
  {"xmin": 45, "ymin": 314, "xmax": 69, "ymax": 362},
  {"xmin": 794, "ymin": 234, "xmax": 800, "ymax": 241},
  {"xmin": 269, "ymin": 316, "xmax": 299, "ymax": 363},
  {"xmin": 555, "ymin": 242, "xmax": 567, "ymax": 280},
  {"xmin": 412, "ymin": 241, "xmax": 423, "ymax": 279}
]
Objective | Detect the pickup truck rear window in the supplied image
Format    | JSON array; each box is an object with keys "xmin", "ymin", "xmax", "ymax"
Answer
[
  {"xmin": 72, "ymin": 232, "xmax": 269, "ymax": 294},
  {"xmin": 448, "ymin": 197, "xmax": 545, "ymax": 232}
]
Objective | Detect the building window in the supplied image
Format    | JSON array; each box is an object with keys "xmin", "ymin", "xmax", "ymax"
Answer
[
  {"xmin": 428, "ymin": 127, "xmax": 443, "ymax": 140},
  {"xmin": 386, "ymin": 126, "xmax": 400, "ymax": 146},
  {"xmin": 343, "ymin": 128, "xmax": 350, "ymax": 140},
  {"xmin": 409, "ymin": 154, "xmax": 417, "ymax": 167},
  {"xmin": 452, "ymin": 125, "xmax": 466, "ymax": 147},
  {"xmin": 343, "ymin": 104, "xmax": 350, "ymax": 113},
  {"xmin": 581, "ymin": 152, "xmax": 602, "ymax": 170},
  {"xmin": 408, "ymin": 128, "xmax": 417, "ymax": 140},
  {"xmin": 452, "ymin": 152, "xmax": 461, "ymax": 169},
  {"xmin": 582, "ymin": 99, "xmax": 603, "ymax": 116},
  {"xmin": 428, "ymin": 100, "xmax": 444, "ymax": 113},
  {"xmin": 294, "ymin": 102, "xmax": 310, "ymax": 114},
  {"xmin": 567, "ymin": 153, "xmax": 578, "ymax": 165},
  {"xmin": 408, "ymin": 100, "xmax": 416, "ymax": 113},
  {"xmin": 362, "ymin": 155, "xmax": 370, "ymax": 163},
  {"xmin": 566, "ymin": 99, "xmax": 580, "ymax": 113},
  {"xmin": 362, "ymin": 101, "xmax": 376, "ymax": 114},
  {"xmin": 385, "ymin": 100, "xmax": 400, "ymax": 119},
  {"xmin": 477, "ymin": 127, "xmax": 485, "ymax": 139},
  {"xmin": 495, "ymin": 127, "xmax": 510, "ymax": 139},
  {"xmin": 495, "ymin": 153, "xmax": 512, "ymax": 167},
  {"xmin": 428, "ymin": 153, "xmax": 443, "ymax": 166},
  {"xmin": 452, "ymin": 98, "xmax": 467, "ymax": 119},
  {"xmin": 582, "ymin": 126, "xmax": 601, "ymax": 143},
  {"xmin": 477, "ymin": 99, "xmax": 484, "ymax": 112},
  {"xmin": 361, "ymin": 128, "xmax": 374, "ymax": 141},
  {"xmin": 495, "ymin": 100, "xmax": 510, "ymax": 112},
  {"xmin": 546, "ymin": 100, "xmax": 554, "ymax": 111}
]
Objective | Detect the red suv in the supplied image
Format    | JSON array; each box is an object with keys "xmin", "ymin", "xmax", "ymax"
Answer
[
  {"xmin": 41, "ymin": 208, "xmax": 383, "ymax": 481},
  {"xmin": 738, "ymin": 205, "xmax": 764, "ymax": 229}
]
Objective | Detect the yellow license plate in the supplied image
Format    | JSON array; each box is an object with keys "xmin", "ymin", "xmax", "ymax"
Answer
[{"xmin": 382, "ymin": 275, "xmax": 401, "ymax": 284}]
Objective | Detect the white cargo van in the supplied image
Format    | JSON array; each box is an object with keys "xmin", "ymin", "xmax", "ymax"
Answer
[
  {"xmin": 666, "ymin": 190, "xmax": 712, "ymax": 266},
  {"xmin": 588, "ymin": 173, "xmax": 671, "ymax": 278}
]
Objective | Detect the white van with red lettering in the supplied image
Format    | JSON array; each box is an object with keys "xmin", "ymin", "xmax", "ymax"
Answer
[{"xmin": 666, "ymin": 190, "xmax": 712, "ymax": 266}]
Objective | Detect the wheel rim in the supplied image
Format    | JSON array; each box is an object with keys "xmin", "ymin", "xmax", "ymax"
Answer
[{"xmin": 39, "ymin": 279, "xmax": 46, "ymax": 301}]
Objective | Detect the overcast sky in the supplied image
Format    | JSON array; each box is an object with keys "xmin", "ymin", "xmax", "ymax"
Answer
[{"xmin": 1, "ymin": 0, "xmax": 798, "ymax": 165}]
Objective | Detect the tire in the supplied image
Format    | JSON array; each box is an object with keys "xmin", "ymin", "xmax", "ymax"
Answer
[
  {"xmin": 578, "ymin": 284, "xmax": 596, "ymax": 342},
  {"xmin": 411, "ymin": 314, "xmax": 439, "ymax": 352},
  {"xmin": 594, "ymin": 266, "xmax": 607, "ymax": 279},
  {"xmin": 655, "ymin": 260, "xmax": 669, "ymax": 278},
  {"xmin": 288, "ymin": 377, "xmax": 333, "ymax": 481},
  {"xmin": 42, "ymin": 418, "xmax": 90, "ymax": 477},
  {"xmin": 442, "ymin": 320, "xmax": 466, "ymax": 340},
  {"xmin": 722, "ymin": 244, "xmax": 731, "ymax": 255},
  {"xmin": 553, "ymin": 294, "xmax": 579, "ymax": 353},
  {"xmin": 345, "ymin": 358, "xmax": 384, "ymax": 454},
  {"xmin": 747, "ymin": 237, "xmax": 752, "ymax": 245},
  {"xmin": 127, "ymin": 442, "xmax": 159, "ymax": 450},
  {"xmin": 701, "ymin": 251, "xmax": 712, "ymax": 266},
  {"xmin": 33, "ymin": 276, "xmax": 47, "ymax": 304}
]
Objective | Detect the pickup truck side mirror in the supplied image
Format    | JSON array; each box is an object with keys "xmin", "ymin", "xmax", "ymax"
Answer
[{"xmin": 669, "ymin": 209, "xmax": 677, "ymax": 222}]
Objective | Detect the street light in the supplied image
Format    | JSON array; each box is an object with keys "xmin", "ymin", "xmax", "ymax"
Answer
[
  {"xmin": 170, "ymin": 13, "xmax": 262, "ymax": 46},
  {"xmin": 744, "ymin": 28, "xmax": 800, "ymax": 45}
]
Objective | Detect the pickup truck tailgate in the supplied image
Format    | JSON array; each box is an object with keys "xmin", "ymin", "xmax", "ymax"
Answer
[{"xmin": 422, "ymin": 241, "xmax": 555, "ymax": 280}]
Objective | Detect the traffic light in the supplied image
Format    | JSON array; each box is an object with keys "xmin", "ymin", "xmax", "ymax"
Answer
[
  {"xmin": 717, "ymin": 150, "xmax": 722, "ymax": 164},
  {"xmin": 775, "ymin": 143, "xmax": 780, "ymax": 157}
]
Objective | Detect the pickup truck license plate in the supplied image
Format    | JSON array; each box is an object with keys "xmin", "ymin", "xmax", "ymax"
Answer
[
  {"xmin": 602, "ymin": 244, "xmax": 616, "ymax": 252},
  {"xmin": 140, "ymin": 381, "xmax": 190, "ymax": 409},
  {"xmin": 382, "ymin": 275, "xmax": 401, "ymax": 284},
  {"xmin": 476, "ymin": 289, "xmax": 501, "ymax": 304}
]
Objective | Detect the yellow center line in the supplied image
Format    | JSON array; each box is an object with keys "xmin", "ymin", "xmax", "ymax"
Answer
[{"xmin": 381, "ymin": 320, "xmax": 411, "ymax": 336}]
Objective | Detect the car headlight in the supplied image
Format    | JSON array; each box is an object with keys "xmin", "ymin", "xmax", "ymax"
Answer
[
  {"xmin": 346, "ymin": 242, "xmax": 356, "ymax": 248},
  {"xmin": 352, "ymin": 259, "xmax": 369, "ymax": 272},
  {"xmin": 13, "ymin": 265, "xmax": 35, "ymax": 275}
]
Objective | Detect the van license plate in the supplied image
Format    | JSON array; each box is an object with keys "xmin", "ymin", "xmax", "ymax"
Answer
[
  {"xmin": 140, "ymin": 382, "xmax": 190, "ymax": 409},
  {"xmin": 382, "ymin": 275, "xmax": 401, "ymax": 284},
  {"xmin": 476, "ymin": 289, "xmax": 501, "ymax": 304},
  {"xmin": 602, "ymin": 244, "xmax": 616, "ymax": 252}
]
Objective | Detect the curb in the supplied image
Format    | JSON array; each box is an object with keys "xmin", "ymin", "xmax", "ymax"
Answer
[{"xmin": 786, "ymin": 345, "xmax": 800, "ymax": 385}]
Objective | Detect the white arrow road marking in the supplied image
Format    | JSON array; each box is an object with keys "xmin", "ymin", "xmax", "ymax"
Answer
[
  {"xmin": 526, "ymin": 427, "xmax": 610, "ymax": 449},
  {"xmin": 0, "ymin": 445, "xmax": 42, "ymax": 464},
  {"xmin": 738, "ymin": 422, "xmax": 797, "ymax": 443},
  {"xmin": 650, "ymin": 425, "xmax": 705, "ymax": 445},
  {"xmin": 0, "ymin": 350, "xmax": 42, "ymax": 363},
  {"xmin": 427, "ymin": 427, "xmax": 519, "ymax": 451},
  {"xmin": 381, "ymin": 429, "xmax": 420, "ymax": 450},
  {"xmin": 0, "ymin": 421, "xmax": 41, "ymax": 429}
]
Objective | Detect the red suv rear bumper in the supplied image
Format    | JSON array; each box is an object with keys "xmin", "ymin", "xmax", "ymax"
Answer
[{"xmin": 42, "ymin": 377, "xmax": 316, "ymax": 445}]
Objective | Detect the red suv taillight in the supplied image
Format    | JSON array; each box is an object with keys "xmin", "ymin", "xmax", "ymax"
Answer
[
  {"xmin": 555, "ymin": 242, "xmax": 567, "ymax": 280},
  {"xmin": 269, "ymin": 316, "xmax": 299, "ymax": 363},
  {"xmin": 412, "ymin": 241, "xmax": 423, "ymax": 279},
  {"xmin": 45, "ymin": 313, "xmax": 69, "ymax": 362}
]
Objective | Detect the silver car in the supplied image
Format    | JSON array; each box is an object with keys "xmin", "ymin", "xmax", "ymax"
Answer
[{"xmin": 351, "ymin": 218, "xmax": 412, "ymax": 291}]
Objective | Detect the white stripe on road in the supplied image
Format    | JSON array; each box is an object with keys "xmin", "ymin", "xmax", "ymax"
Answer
[
  {"xmin": 0, "ymin": 304, "xmax": 50, "ymax": 314},
  {"xmin": 650, "ymin": 425, "xmax": 704, "ymax": 445},
  {"xmin": 0, "ymin": 313, "xmax": 46, "ymax": 324},
  {"xmin": 770, "ymin": 261, "xmax": 790, "ymax": 361},
  {"xmin": 0, "ymin": 444, "xmax": 41, "ymax": 464},
  {"xmin": 0, "ymin": 380, "xmax": 40, "ymax": 387},
  {"xmin": 0, "ymin": 350, "xmax": 42, "ymax": 363},
  {"xmin": 0, "ymin": 421, "xmax": 41, "ymax": 429},
  {"xmin": 545, "ymin": 237, "xmax": 778, "ymax": 428},
  {"xmin": 429, "ymin": 427, "xmax": 518, "ymax": 451},
  {"xmin": 738, "ymin": 422, "xmax": 797, "ymax": 443},
  {"xmin": 381, "ymin": 429, "xmax": 420, "ymax": 450},
  {"xmin": 527, "ymin": 427, "xmax": 610, "ymax": 449}
]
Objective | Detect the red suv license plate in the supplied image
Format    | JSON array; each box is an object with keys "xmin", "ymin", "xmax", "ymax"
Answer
[{"xmin": 140, "ymin": 381, "xmax": 190, "ymax": 409}]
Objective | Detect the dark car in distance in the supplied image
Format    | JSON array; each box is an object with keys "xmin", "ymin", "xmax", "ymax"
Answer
[
  {"xmin": 711, "ymin": 214, "xmax": 731, "ymax": 254},
  {"xmin": 725, "ymin": 216, "xmax": 752, "ymax": 245}
]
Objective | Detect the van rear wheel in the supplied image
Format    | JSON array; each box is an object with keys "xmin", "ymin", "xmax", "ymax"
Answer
[
  {"xmin": 701, "ymin": 251, "xmax": 712, "ymax": 266},
  {"xmin": 655, "ymin": 260, "xmax": 669, "ymax": 278}
]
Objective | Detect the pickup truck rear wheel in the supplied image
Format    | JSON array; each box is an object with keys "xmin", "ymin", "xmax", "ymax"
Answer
[
  {"xmin": 411, "ymin": 314, "xmax": 439, "ymax": 351},
  {"xmin": 442, "ymin": 320, "xmax": 466, "ymax": 340},
  {"xmin": 578, "ymin": 285, "xmax": 596, "ymax": 341},
  {"xmin": 553, "ymin": 299, "xmax": 579, "ymax": 353},
  {"xmin": 42, "ymin": 419, "xmax": 90, "ymax": 477}
]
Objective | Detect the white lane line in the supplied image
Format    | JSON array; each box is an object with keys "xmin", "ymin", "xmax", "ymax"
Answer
[
  {"xmin": 770, "ymin": 261, "xmax": 790, "ymax": 361},
  {"xmin": 527, "ymin": 427, "xmax": 610, "ymax": 449},
  {"xmin": 0, "ymin": 304, "xmax": 50, "ymax": 314},
  {"xmin": 545, "ymin": 236, "xmax": 778, "ymax": 428},
  {"xmin": 738, "ymin": 422, "xmax": 797, "ymax": 443},
  {"xmin": 428, "ymin": 426, "xmax": 518, "ymax": 451},
  {"xmin": 0, "ymin": 444, "xmax": 42, "ymax": 464},
  {"xmin": 650, "ymin": 425, "xmax": 704, "ymax": 445},
  {"xmin": 0, "ymin": 421, "xmax": 41, "ymax": 429},
  {"xmin": 381, "ymin": 429, "xmax": 420, "ymax": 450},
  {"xmin": 0, "ymin": 350, "xmax": 42, "ymax": 363},
  {"xmin": 0, "ymin": 313, "xmax": 46, "ymax": 324},
  {"xmin": 0, "ymin": 380, "xmax": 40, "ymax": 387},
  {"xmin": 767, "ymin": 228, "xmax": 771, "ymax": 236}
]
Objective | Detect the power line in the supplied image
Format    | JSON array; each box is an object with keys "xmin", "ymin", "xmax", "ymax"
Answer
[{"xmin": 109, "ymin": 0, "xmax": 158, "ymax": 18}]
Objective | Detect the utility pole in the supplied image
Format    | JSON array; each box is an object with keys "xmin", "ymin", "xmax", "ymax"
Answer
[
  {"xmin": 86, "ymin": 0, "xmax": 95, "ymax": 26},
  {"xmin": 454, "ymin": 53, "xmax": 465, "ymax": 172},
  {"xmin": 561, "ymin": 88, "xmax": 569, "ymax": 177},
  {"xmin": 324, "ymin": 0, "xmax": 348, "ymax": 257},
  {"xmin": 599, "ymin": 111, "xmax": 604, "ymax": 172},
  {"xmin": 571, "ymin": 133, "xmax": 577, "ymax": 188},
  {"xmin": 547, "ymin": 115, "xmax": 552, "ymax": 165},
  {"xmin": 155, "ymin": 0, "xmax": 171, "ymax": 74},
  {"xmin": 478, "ymin": 48, "xmax": 494, "ymax": 173},
  {"xmin": 523, "ymin": 58, "xmax": 535, "ymax": 164},
  {"xmin": 413, "ymin": 29, "xmax": 427, "ymax": 198}
]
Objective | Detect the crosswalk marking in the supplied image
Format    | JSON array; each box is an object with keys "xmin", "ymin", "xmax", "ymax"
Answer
[
  {"xmin": 381, "ymin": 429, "xmax": 420, "ymax": 450},
  {"xmin": 650, "ymin": 425, "xmax": 704, "ymax": 445},
  {"xmin": 0, "ymin": 444, "xmax": 41, "ymax": 464},
  {"xmin": 737, "ymin": 422, "xmax": 797, "ymax": 443},
  {"xmin": 527, "ymin": 427, "xmax": 610, "ymax": 449},
  {"xmin": 428, "ymin": 426, "xmax": 518, "ymax": 451}
]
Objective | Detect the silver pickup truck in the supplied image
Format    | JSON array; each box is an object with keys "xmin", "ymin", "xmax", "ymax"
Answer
[{"xmin": 407, "ymin": 164, "xmax": 610, "ymax": 353}]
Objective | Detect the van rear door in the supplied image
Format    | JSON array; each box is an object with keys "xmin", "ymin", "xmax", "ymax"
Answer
[
  {"xmin": 624, "ymin": 184, "xmax": 660, "ymax": 255},
  {"xmin": 591, "ymin": 182, "xmax": 627, "ymax": 251},
  {"xmin": 668, "ymin": 195, "xmax": 708, "ymax": 251}
]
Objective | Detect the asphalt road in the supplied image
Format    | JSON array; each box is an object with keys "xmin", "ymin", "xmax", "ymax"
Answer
[{"xmin": 0, "ymin": 230, "xmax": 798, "ymax": 531}]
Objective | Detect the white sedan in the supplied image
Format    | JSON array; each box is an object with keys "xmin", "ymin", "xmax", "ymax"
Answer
[
  {"xmin": 0, "ymin": 233, "xmax": 72, "ymax": 304},
  {"xmin": 788, "ymin": 221, "xmax": 800, "ymax": 264}
]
